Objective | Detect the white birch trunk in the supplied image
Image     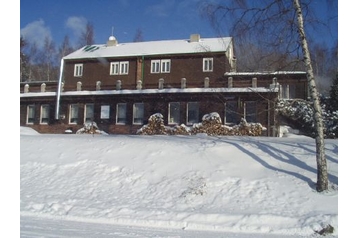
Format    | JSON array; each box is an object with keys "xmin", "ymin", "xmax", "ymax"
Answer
[{"xmin": 293, "ymin": 0, "xmax": 328, "ymax": 192}]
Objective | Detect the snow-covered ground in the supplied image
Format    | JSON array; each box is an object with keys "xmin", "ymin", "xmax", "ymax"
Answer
[{"xmin": 20, "ymin": 126, "xmax": 338, "ymax": 237}]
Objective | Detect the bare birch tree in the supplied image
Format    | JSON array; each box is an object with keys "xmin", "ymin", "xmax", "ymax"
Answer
[
  {"xmin": 78, "ymin": 22, "xmax": 95, "ymax": 47},
  {"xmin": 201, "ymin": 0, "xmax": 333, "ymax": 192},
  {"xmin": 293, "ymin": 0, "xmax": 328, "ymax": 191}
]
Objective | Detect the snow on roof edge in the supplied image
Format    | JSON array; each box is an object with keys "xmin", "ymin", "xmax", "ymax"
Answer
[
  {"xmin": 20, "ymin": 87, "xmax": 278, "ymax": 98},
  {"xmin": 225, "ymin": 71, "xmax": 307, "ymax": 76}
]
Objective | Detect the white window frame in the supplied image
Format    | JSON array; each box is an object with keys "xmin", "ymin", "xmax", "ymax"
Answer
[
  {"xmin": 100, "ymin": 105, "xmax": 110, "ymax": 119},
  {"xmin": 74, "ymin": 64, "xmax": 83, "ymax": 77},
  {"xmin": 168, "ymin": 102, "xmax": 180, "ymax": 125},
  {"xmin": 110, "ymin": 62, "xmax": 119, "ymax": 75},
  {"xmin": 119, "ymin": 61, "xmax": 129, "ymax": 75},
  {"xmin": 84, "ymin": 104, "xmax": 94, "ymax": 123},
  {"xmin": 133, "ymin": 103, "xmax": 144, "ymax": 125},
  {"xmin": 116, "ymin": 103, "xmax": 127, "ymax": 124},
  {"xmin": 161, "ymin": 59, "xmax": 171, "ymax": 73},
  {"xmin": 203, "ymin": 58, "xmax": 213, "ymax": 72},
  {"xmin": 151, "ymin": 60, "xmax": 161, "ymax": 73},
  {"xmin": 151, "ymin": 59, "xmax": 170, "ymax": 73},
  {"xmin": 26, "ymin": 105, "xmax": 35, "ymax": 125},
  {"xmin": 40, "ymin": 104, "xmax": 50, "ymax": 125},
  {"xmin": 69, "ymin": 104, "xmax": 79, "ymax": 124},
  {"xmin": 187, "ymin": 102, "xmax": 199, "ymax": 125}
]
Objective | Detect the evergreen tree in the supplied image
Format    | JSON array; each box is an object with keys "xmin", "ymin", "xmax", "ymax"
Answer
[{"xmin": 328, "ymin": 75, "xmax": 338, "ymax": 112}]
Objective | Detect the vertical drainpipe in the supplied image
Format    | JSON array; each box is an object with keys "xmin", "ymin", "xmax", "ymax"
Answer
[
  {"xmin": 55, "ymin": 58, "xmax": 64, "ymax": 120},
  {"xmin": 141, "ymin": 55, "xmax": 145, "ymax": 84}
]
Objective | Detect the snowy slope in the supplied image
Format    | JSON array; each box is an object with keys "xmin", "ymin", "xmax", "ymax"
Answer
[{"xmin": 20, "ymin": 127, "xmax": 338, "ymax": 237}]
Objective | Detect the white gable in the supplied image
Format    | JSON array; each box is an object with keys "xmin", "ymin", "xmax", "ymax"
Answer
[{"xmin": 63, "ymin": 37, "xmax": 233, "ymax": 60}]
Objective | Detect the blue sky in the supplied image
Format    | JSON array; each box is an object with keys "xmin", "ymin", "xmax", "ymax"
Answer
[
  {"xmin": 20, "ymin": 0, "xmax": 337, "ymax": 50},
  {"xmin": 20, "ymin": 0, "xmax": 219, "ymax": 49}
]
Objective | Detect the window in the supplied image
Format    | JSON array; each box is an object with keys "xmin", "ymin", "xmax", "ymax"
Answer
[
  {"xmin": 151, "ymin": 60, "xmax": 160, "ymax": 73},
  {"xmin": 187, "ymin": 102, "xmax": 199, "ymax": 125},
  {"xmin": 84, "ymin": 104, "xmax": 94, "ymax": 123},
  {"xmin": 282, "ymin": 84, "xmax": 296, "ymax": 99},
  {"xmin": 133, "ymin": 103, "xmax": 144, "ymax": 124},
  {"xmin": 27, "ymin": 105, "xmax": 35, "ymax": 124},
  {"xmin": 110, "ymin": 61, "xmax": 129, "ymax": 75},
  {"xmin": 151, "ymin": 59, "xmax": 171, "ymax": 73},
  {"xmin": 74, "ymin": 64, "xmax": 83, "ymax": 77},
  {"xmin": 69, "ymin": 104, "xmax": 79, "ymax": 124},
  {"xmin": 161, "ymin": 59, "xmax": 171, "ymax": 73},
  {"xmin": 245, "ymin": 101, "xmax": 257, "ymax": 122},
  {"xmin": 168, "ymin": 102, "xmax": 180, "ymax": 124},
  {"xmin": 203, "ymin": 58, "xmax": 213, "ymax": 72},
  {"xmin": 120, "ymin": 61, "xmax": 129, "ymax": 75},
  {"xmin": 100, "ymin": 105, "xmax": 110, "ymax": 119},
  {"xmin": 40, "ymin": 104, "xmax": 50, "ymax": 124},
  {"xmin": 225, "ymin": 101, "xmax": 237, "ymax": 124},
  {"xmin": 110, "ymin": 62, "xmax": 119, "ymax": 75},
  {"xmin": 116, "ymin": 103, "xmax": 127, "ymax": 124}
]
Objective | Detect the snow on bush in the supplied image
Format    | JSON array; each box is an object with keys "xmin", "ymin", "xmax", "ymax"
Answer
[
  {"xmin": 276, "ymin": 98, "xmax": 338, "ymax": 138},
  {"xmin": 137, "ymin": 112, "xmax": 265, "ymax": 136},
  {"xmin": 76, "ymin": 121, "xmax": 107, "ymax": 135}
]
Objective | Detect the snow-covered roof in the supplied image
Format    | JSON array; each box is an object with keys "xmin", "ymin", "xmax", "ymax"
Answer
[
  {"xmin": 225, "ymin": 71, "xmax": 307, "ymax": 76},
  {"xmin": 63, "ymin": 37, "xmax": 233, "ymax": 60},
  {"xmin": 20, "ymin": 87, "xmax": 278, "ymax": 98}
]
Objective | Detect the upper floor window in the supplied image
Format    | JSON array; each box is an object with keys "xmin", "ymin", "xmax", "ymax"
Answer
[
  {"xmin": 27, "ymin": 105, "xmax": 35, "ymax": 124},
  {"xmin": 151, "ymin": 59, "xmax": 171, "ymax": 73},
  {"xmin": 120, "ymin": 61, "xmax": 129, "ymax": 75},
  {"xmin": 40, "ymin": 104, "xmax": 50, "ymax": 124},
  {"xmin": 203, "ymin": 58, "xmax": 213, "ymax": 72},
  {"xmin": 110, "ymin": 62, "xmax": 119, "ymax": 75},
  {"xmin": 116, "ymin": 103, "xmax": 127, "ymax": 124},
  {"xmin": 74, "ymin": 64, "xmax": 83, "ymax": 77}
]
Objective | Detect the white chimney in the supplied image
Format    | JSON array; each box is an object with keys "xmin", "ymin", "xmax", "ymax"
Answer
[
  {"xmin": 190, "ymin": 34, "xmax": 200, "ymax": 42},
  {"xmin": 106, "ymin": 35, "xmax": 118, "ymax": 46}
]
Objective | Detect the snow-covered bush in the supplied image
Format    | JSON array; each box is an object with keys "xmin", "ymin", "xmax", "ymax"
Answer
[
  {"xmin": 276, "ymin": 97, "xmax": 338, "ymax": 139},
  {"xmin": 76, "ymin": 121, "xmax": 107, "ymax": 135}
]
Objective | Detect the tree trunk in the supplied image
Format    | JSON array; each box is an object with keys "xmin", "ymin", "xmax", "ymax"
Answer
[{"xmin": 293, "ymin": 0, "xmax": 328, "ymax": 192}]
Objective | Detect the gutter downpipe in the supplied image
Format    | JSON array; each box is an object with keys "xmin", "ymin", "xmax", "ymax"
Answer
[
  {"xmin": 141, "ymin": 55, "xmax": 144, "ymax": 83},
  {"xmin": 55, "ymin": 58, "xmax": 64, "ymax": 120}
]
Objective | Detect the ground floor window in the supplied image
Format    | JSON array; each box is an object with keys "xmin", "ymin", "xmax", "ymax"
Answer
[
  {"xmin": 69, "ymin": 104, "xmax": 79, "ymax": 124},
  {"xmin": 282, "ymin": 84, "xmax": 296, "ymax": 99},
  {"xmin": 225, "ymin": 101, "xmax": 237, "ymax": 124},
  {"xmin": 27, "ymin": 105, "xmax": 35, "ymax": 124},
  {"xmin": 84, "ymin": 104, "xmax": 94, "ymax": 123},
  {"xmin": 40, "ymin": 104, "xmax": 50, "ymax": 124},
  {"xmin": 245, "ymin": 101, "xmax": 257, "ymax": 122},
  {"xmin": 187, "ymin": 102, "xmax": 199, "ymax": 125},
  {"xmin": 168, "ymin": 102, "xmax": 180, "ymax": 124},
  {"xmin": 116, "ymin": 103, "xmax": 127, "ymax": 124},
  {"xmin": 100, "ymin": 105, "xmax": 110, "ymax": 119},
  {"xmin": 133, "ymin": 103, "xmax": 144, "ymax": 124}
]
